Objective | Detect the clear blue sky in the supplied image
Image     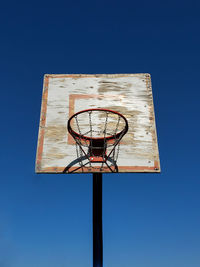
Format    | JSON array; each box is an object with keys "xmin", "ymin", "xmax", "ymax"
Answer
[{"xmin": 1, "ymin": 0, "xmax": 200, "ymax": 266}]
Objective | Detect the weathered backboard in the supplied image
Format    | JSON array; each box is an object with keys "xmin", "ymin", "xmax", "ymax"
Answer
[{"xmin": 36, "ymin": 74, "xmax": 160, "ymax": 173}]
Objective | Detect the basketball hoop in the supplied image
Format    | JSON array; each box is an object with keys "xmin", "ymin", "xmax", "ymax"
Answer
[{"xmin": 67, "ymin": 108, "xmax": 128, "ymax": 173}]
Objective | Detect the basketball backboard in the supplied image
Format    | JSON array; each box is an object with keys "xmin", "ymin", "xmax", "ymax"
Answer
[{"xmin": 35, "ymin": 74, "xmax": 160, "ymax": 173}]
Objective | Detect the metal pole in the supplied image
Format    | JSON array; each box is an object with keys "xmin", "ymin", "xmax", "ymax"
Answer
[{"xmin": 93, "ymin": 173, "xmax": 103, "ymax": 267}]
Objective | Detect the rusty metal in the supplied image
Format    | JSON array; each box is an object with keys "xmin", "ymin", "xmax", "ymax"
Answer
[{"xmin": 66, "ymin": 108, "xmax": 128, "ymax": 173}]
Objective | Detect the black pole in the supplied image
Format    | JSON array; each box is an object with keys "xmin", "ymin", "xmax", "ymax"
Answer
[{"xmin": 93, "ymin": 173, "xmax": 103, "ymax": 267}]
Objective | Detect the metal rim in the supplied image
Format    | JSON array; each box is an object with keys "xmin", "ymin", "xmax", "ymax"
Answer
[{"xmin": 68, "ymin": 108, "xmax": 128, "ymax": 141}]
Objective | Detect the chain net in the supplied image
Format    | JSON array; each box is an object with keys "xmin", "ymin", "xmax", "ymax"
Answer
[{"xmin": 68, "ymin": 109, "xmax": 128, "ymax": 173}]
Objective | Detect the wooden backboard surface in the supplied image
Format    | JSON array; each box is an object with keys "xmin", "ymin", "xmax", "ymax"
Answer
[{"xmin": 35, "ymin": 74, "xmax": 160, "ymax": 173}]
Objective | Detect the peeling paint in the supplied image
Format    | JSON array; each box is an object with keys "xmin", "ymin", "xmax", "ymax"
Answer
[{"xmin": 35, "ymin": 74, "xmax": 160, "ymax": 173}]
